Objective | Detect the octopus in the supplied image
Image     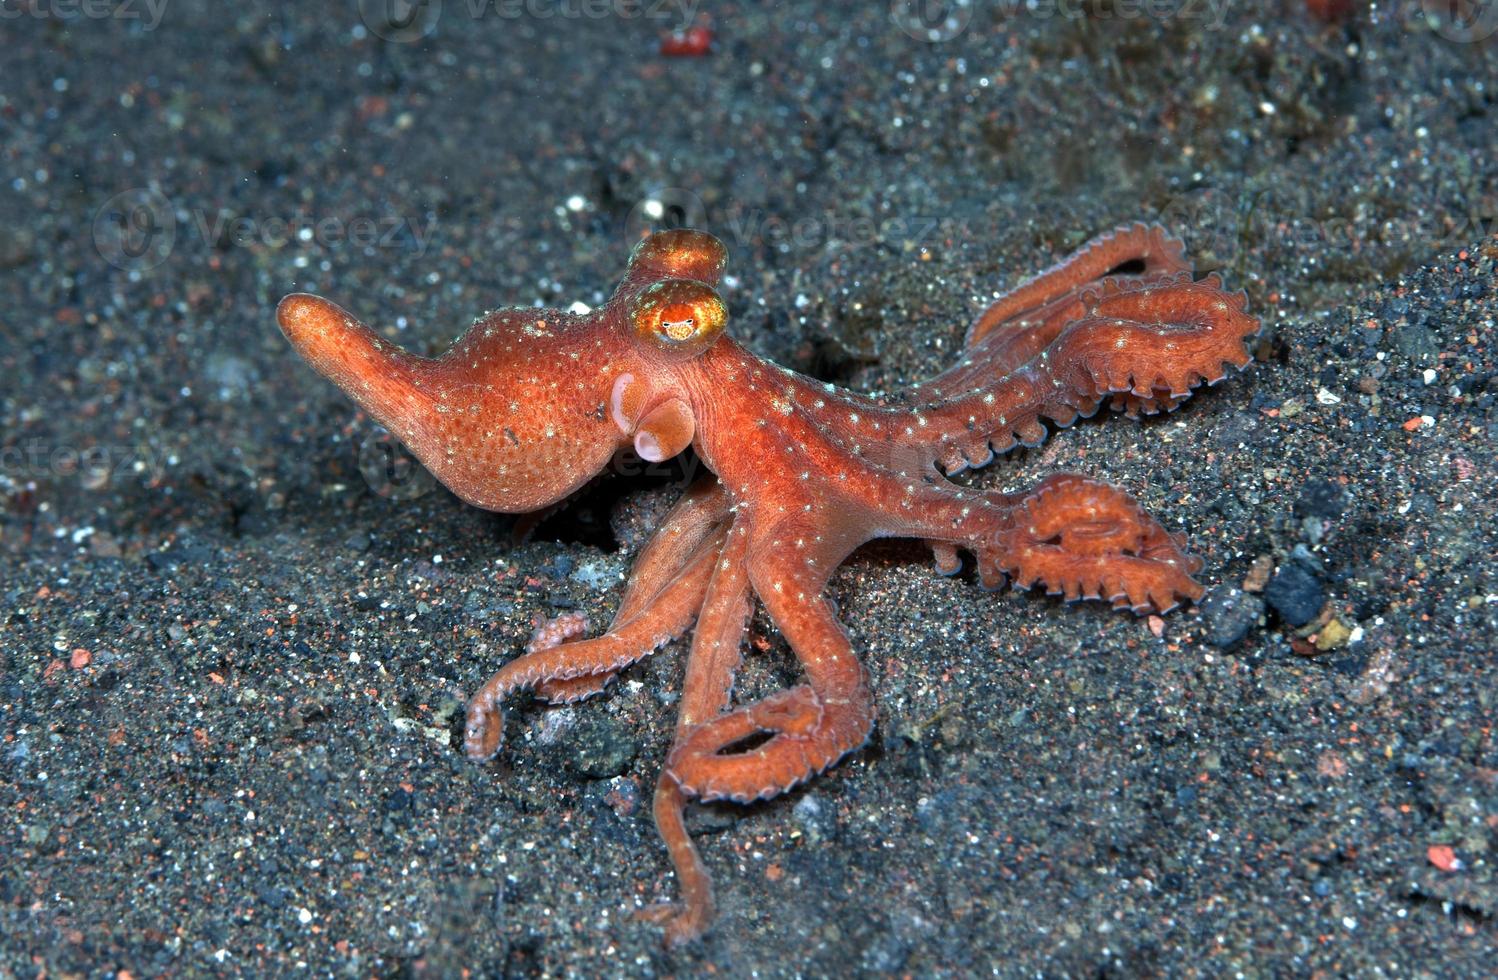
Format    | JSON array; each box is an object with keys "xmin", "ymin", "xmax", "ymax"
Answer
[{"xmin": 276, "ymin": 224, "xmax": 1258, "ymax": 944}]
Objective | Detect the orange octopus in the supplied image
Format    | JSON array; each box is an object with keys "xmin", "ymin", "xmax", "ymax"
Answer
[{"xmin": 276, "ymin": 224, "xmax": 1258, "ymax": 944}]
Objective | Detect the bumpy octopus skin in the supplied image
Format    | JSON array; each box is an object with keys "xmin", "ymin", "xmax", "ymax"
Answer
[{"xmin": 276, "ymin": 224, "xmax": 1259, "ymax": 945}]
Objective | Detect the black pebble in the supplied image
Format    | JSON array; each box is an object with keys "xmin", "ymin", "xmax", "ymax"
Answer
[
  {"xmin": 1265, "ymin": 564, "xmax": 1325, "ymax": 627},
  {"xmin": 565, "ymin": 717, "xmax": 638, "ymax": 780},
  {"xmin": 1200, "ymin": 587, "xmax": 1264, "ymax": 649}
]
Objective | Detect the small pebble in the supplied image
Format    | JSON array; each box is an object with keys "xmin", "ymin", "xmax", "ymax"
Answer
[
  {"xmin": 1265, "ymin": 564, "xmax": 1325, "ymax": 627},
  {"xmin": 1200, "ymin": 588, "xmax": 1263, "ymax": 649}
]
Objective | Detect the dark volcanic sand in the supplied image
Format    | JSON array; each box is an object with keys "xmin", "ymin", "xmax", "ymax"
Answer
[{"xmin": 2, "ymin": 2, "xmax": 1496, "ymax": 976}]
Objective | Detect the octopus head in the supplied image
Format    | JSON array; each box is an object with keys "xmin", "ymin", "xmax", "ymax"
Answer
[
  {"xmin": 275, "ymin": 229, "xmax": 734, "ymax": 513},
  {"xmin": 603, "ymin": 229, "xmax": 734, "ymax": 466}
]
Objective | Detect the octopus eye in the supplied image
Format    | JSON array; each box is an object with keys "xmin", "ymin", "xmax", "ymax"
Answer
[{"xmin": 629, "ymin": 279, "xmax": 728, "ymax": 355}]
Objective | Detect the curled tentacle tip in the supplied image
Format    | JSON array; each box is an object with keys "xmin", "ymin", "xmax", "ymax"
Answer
[
  {"xmin": 526, "ymin": 612, "xmax": 590, "ymax": 653},
  {"xmin": 462, "ymin": 714, "xmax": 505, "ymax": 762}
]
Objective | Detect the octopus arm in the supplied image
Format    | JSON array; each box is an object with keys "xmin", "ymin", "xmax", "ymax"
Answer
[
  {"xmin": 463, "ymin": 522, "xmax": 728, "ymax": 760},
  {"xmin": 533, "ymin": 479, "xmax": 730, "ymax": 703},
  {"xmin": 888, "ymin": 472, "xmax": 1205, "ymax": 613},
  {"xmin": 639, "ymin": 521, "xmax": 753, "ymax": 947},
  {"xmin": 965, "ymin": 221, "xmax": 1190, "ymax": 348},
  {"xmin": 911, "ymin": 226, "xmax": 1258, "ymax": 475},
  {"xmin": 663, "ymin": 523, "xmax": 875, "ymax": 804}
]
